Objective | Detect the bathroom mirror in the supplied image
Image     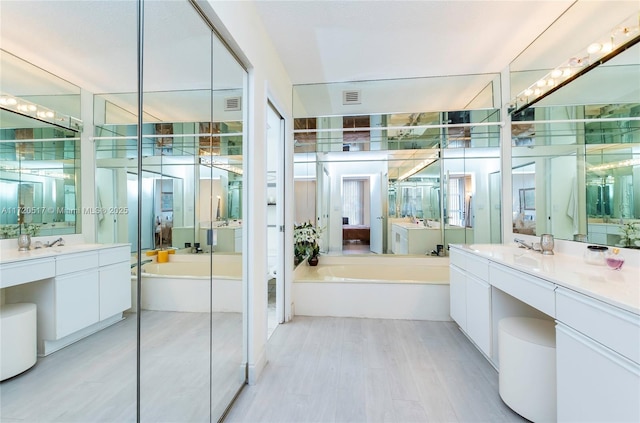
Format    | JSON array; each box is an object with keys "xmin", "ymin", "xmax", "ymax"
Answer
[
  {"xmin": 92, "ymin": 1, "xmax": 247, "ymax": 420},
  {"xmin": 292, "ymin": 76, "xmax": 504, "ymax": 255},
  {"xmin": 0, "ymin": 51, "xmax": 82, "ymax": 240},
  {"xmin": 509, "ymin": 3, "xmax": 639, "ymax": 247}
]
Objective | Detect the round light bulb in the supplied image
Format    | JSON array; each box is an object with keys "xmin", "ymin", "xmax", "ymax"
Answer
[
  {"xmin": 562, "ymin": 68, "xmax": 572, "ymax": 77},
  {"xmin": 524, "ymin": 89, "xmax": 533, "ymax": 96},
  {"xmin": 534, "ymin": 88, "xmax": 542, "ymax": 96},
  {"xmin": 27, "ymin": 105, "xmax": 37, "ymax": 112},
  {"xmin": 547, "ymin": 79, "xmax": 555, "ymax": 87},
  {"xmin": 602, "ymin": 42, "xmax": 613, "ymax": 53},
  {"xmin": 551, "ymin": 69, "xmax": 563, "ymax": 78},
  {"xmin": 587, "ymin": 43, "xmax": 602, "ymax": 54},
  {"xmin": 536, "ymin": 80, "xmax": 546, "ymax": 87}
]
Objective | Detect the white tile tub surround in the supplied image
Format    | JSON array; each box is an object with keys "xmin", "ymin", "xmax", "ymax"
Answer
[
  {"xmin": 293, "ymin": 255, "xmax": 451, "ymax": 321},
  {"xmin": 130, "ymin": 253, "xmax": 243, "ymax": 313}
]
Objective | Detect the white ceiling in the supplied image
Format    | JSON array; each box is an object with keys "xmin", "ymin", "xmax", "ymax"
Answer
[
  {"xmin": 251, "ymin": 0, "xmax": 577, "ymax": 85},
  {"xmin": 1, "ymin": 1, "xmax": 638, "ymax": 107}
]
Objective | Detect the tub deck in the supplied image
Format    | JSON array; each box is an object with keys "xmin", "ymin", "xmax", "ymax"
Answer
[
  {"xmin": 293, "ymin": 255, "xmax": 451, "ymax": 321},
  {"xmin": 130, "ymin": 254, "xmax": 242, "ymax": 313}
]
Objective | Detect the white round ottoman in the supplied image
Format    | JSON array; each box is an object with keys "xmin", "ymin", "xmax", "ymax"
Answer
[
  {"xmin": 1, "ymin": 303, "xmax": 37, "ymax": 381},
  {"xmin": 499, "ymin": 317, "xmax": 556, "ymax": 423}
]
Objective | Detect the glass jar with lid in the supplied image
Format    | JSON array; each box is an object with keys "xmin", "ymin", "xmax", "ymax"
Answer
[{"xmin": 584, "ymin": 245, "xmax": 609, "ymax": 265}]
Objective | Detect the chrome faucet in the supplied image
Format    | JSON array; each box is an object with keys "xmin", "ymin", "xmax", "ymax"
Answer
[
  {"xmin": 46, "ymin": 237, "xmax": 64, "ymax": 248},
  {"xmin": 514, "ymin": 238, "xmax": 533, "ymax": 250},
  {"xmin": 131, "ymin": 259, "xmax": 152, "ymax": 269}
]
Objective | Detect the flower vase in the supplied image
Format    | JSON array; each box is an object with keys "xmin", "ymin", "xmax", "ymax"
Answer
[
  {"xmin": 308, "ymin": 256, "xmax": 319, "ymax": 266},
  {"xmin": 17, "ymin": 233, "xmax": 31, "ymax": 251}
]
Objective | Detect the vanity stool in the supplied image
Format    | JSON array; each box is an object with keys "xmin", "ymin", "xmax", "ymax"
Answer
[
  {"xmin": 498, "ymin": 317, "xmax": 557, "ymax": 423},
  {"xmin": 1, "ymin": 303, "xmax": 37, "ymax": 381}
]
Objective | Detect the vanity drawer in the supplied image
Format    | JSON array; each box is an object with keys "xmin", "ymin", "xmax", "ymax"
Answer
[
  {"xmin": 556, "ymin": 287, "xmax": 640, "ymax": 364},
  {"xmin": 99, "ymin": 246, "xmax": 130, "ymax": 267},
  {"xmin": 489, "ymin": 262, "xmax": 555, "ymax": 317},
  {"xmin": 0, "ymin": 258, "xmax": 55, "ymax": 288},
  {"xmin": 56, "ymin": 252, "xmax": 99, "ymax": 275},
  {"xmin": 450, "ymin": 248, "xmax": 488, "ymax": 281}
]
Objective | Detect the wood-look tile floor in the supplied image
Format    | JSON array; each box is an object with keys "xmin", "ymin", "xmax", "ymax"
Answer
[
  {"xmin": 0, "ymin": 310, "xmax": 243, "ymax": 423},
  {"xmin": 225, "ymin": 316, "xmax": 526, "ymax": 423}
]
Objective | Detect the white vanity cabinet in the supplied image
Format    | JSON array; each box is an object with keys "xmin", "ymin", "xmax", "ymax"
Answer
[
  {"xmin": 450, "ymin": 248, "xmax": 492, "ymax": 357},
  {"xmin": 98, "ymin": 246, "xmax": 131, "ymax": 320},
  {"xmin": 556, "ymin": 287, "xmax": 640, "ymax": 422},
  {"xmin": 203, "ymin": 226, "xmax": 242, "ymax": 253},
  {"xmin": 2, "ymin": 244, "xmax": 131, "ymax": 356},
  {"xmin": 55, "ymin": 270, "xmax": 100, "ymax": 338},
  {"xmin": 556, "ymin": 323, "xmax": 640, "ymax": 422},
  {"xmin": 392, "ymin": 224, "xmax": 431, "ymax": 254},
  {"xmin": 55, "ymin": 251, "xmax": 100, "ymax": 339},
  {"xmin": 489, "ymin": 262, "xmax": 555, "ymax": 317},
  {"xmin": 449, "ymin": 244, "xmax": 640, "ymax": 422},
  {"xmin": 449, "ymin": 265, "xmax": 467, "ymax": 330}
]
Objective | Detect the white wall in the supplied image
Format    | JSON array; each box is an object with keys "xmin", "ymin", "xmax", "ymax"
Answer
[{"xmin": 201, "ymin": 0, "xmax": 293, "ymax": 385}]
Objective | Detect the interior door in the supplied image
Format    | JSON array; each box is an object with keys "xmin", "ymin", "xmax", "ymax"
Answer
[
  {"xmin": 370, "ymin": 172, "xmax": 384, "ymax": 254},
  {"xmin": 266, "ymin": 102, "xmax": 284, "ymax": 333}
]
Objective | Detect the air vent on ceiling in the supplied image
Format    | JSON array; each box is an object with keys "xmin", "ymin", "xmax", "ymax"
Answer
[
  {"xmin": 342, "ymin": 90, "xmax": 361, "ymax": 105},
  {"xmin": 224, "ymin": 97, "xmax": 241, "ymax": 111}
]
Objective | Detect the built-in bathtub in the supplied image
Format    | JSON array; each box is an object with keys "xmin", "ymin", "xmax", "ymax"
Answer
[
  {"xmin": 293, "ymin": 255, "xmax": 451, "ymax": 321},
  {"xmin": 130, "ymin": 254, "xmax": 242, "ymax": 313}
]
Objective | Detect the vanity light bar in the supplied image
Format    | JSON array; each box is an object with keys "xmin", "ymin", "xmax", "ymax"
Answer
[
  {"xmin": 199, "ymin": 156, "xmax": 243, "ymax": 175},
  {"xmin": 512, "ymin": 13, "xmax": 640, "ymax": 114},
  {"xmin": 0, "ymin": 92, "xmax": 82, "ymax": 132},
  {"xmin": 588, "ymin": 158, "xmax": 640, "ymax": 172},
  {"xmin": 397, "ymin": 154, "xmax": 439, "ymax": 181},
  {"xmin": 293, "ymin": 121, "xmax": 504, "ymax": 134}
]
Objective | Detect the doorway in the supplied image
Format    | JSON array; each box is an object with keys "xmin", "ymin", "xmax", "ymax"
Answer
[{"xmin": 266, "ymin": 102, "xmax": 285, "ymax": 338}]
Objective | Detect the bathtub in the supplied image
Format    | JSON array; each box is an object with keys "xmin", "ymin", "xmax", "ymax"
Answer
[
  {"xmin": 293, "ymin": 255, "xmax": 451, "ymax": 321},
  {"xmin": 131, "ymin": 254, "xmax": 242, "ymax": 313}
]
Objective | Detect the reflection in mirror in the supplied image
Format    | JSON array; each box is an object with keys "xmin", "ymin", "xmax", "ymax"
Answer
[
  {"xmin": 510, "ymin": 30, "xmax": 639, "ymax": 247},
  {"xmin": 509, "ymin": 3, "xmax": 639, "ymax": 112},
  {"xmin": 92, "ymin": 1, "xmax": 247, "ymax": 420},
  {"xmin": 0, "ymin": 51, "xmax": 82, "ymax": 240},
  {"xmin": 586, "ymin": 143, "xmax": 640, "ymax": 246},
  {"xmin": 0, "ymin": 112, "xmax": 80, "ymax": 239},
  {"xmin": 512, "ymin": 143, "xmax": 584, "ymax": 241},
  {"xmin": 0, "ymin": 2, "xmax": 137, "ymax": 422},
  {"xmin": 512, "ymin": 163, "xmax": 536, "ymax": 235},
  {"xmin": 293, "ymin": 98, "xmax": 503, "ymax": 255}
]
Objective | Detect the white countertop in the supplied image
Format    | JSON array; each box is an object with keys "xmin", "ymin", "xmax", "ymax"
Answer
[
  {"xmin": 0, "ymin": 243, "xmax": 130, "ymax": 265},
  {"xmin": 393, "ymin": 222, "xmax": 436, "ymax": 230},
  {"xmin": 451, "ymin": 244, "xmax": 640, "ymax": 315}
]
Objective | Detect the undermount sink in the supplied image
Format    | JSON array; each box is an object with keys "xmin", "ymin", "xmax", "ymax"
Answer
[
  {"xmin": 513, "ymin": 253, "xmax": 542, "ymax": 269},
  {"xmin": 467, "ymin": 244, "xmax": 521, "ymax": 256}
]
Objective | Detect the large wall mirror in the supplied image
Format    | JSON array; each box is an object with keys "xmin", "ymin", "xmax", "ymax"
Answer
[
  {"xmin": 510, "ymin": 2, "xmax": 639, "ymax": 248},
  {"xmin": 293, "ymin": 74, "xmax": 503, "ymax": 256},
  {"xmin": 1, "ymin": 1, "xmax": 246, "ymax": 422},
  {"xmin": 93, "ymin": 1, "xmax": 247, "ymax": 421},
  {"xmin": 0, "ymin": 50, "xmax": 82, "ymax": 240}
]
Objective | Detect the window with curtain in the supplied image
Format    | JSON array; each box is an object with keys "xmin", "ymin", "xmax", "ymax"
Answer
[
  {"xmin": 448, "ymin": 177, "xmax": 464, "ymax": 226},
  {"xmin": 343, "ymin": 179, "xmax": 364, "ymax": 225}
]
